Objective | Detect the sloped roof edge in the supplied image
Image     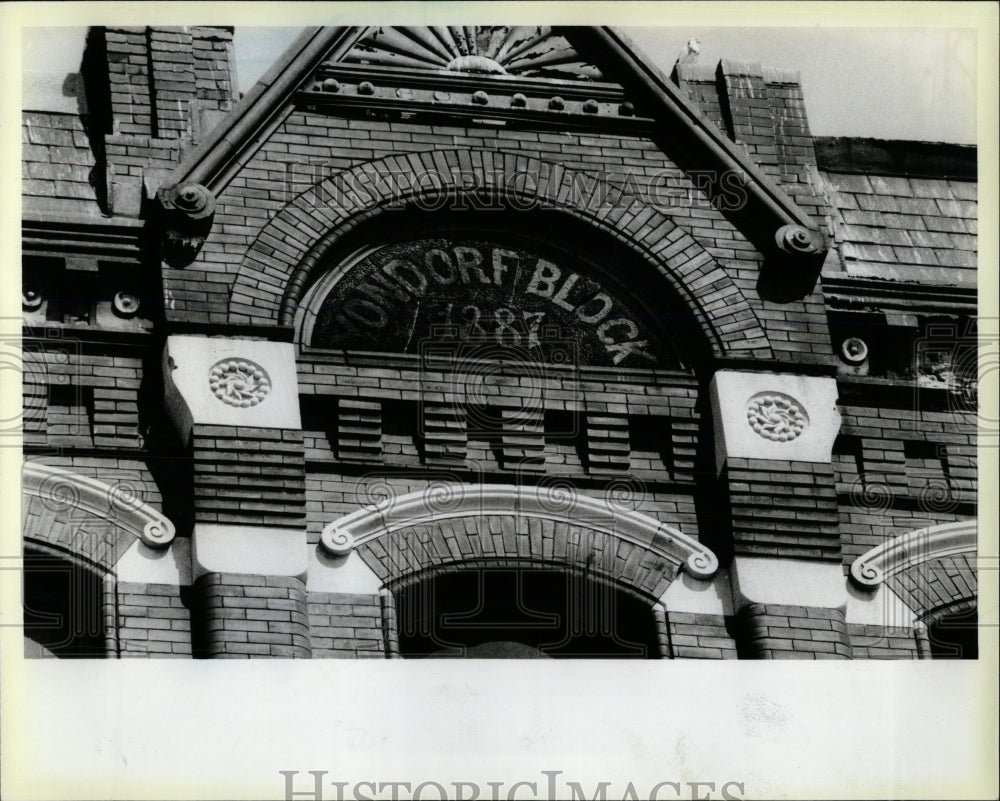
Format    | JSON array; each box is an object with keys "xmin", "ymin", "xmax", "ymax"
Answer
[
  {"xmin": 563, "ymin": 27, "xmax": 822, "ymax": 239},
  {"xmin": 167, "ymin": 26, "xmax": 366, "ymax": 190},
  {"xmin": 164, "ymin": 25, "xmax": 825, "ymax": 263}
]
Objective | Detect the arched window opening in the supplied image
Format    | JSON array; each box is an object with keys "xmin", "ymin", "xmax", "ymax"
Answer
[
  {"xmin": 926, "ymin": 604, "xmax": 978, "ymax": 660},
  {"xmin": 393, "ymin": 565, "xmax": 662, "ymax": 659},
  {"xmin": 23, "ymin": 547, "xmax": 106, "ymax": 658}
]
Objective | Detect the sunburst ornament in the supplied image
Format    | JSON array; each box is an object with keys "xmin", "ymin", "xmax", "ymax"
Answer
[{"xmin": 344, "ymin": 26, "xmax": 605, "ymax": 81}]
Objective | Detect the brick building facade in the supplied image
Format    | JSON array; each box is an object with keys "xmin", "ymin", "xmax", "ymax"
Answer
[{"xmin": 21, "ymin": 26, "xmax": 979, "ymax": 659}]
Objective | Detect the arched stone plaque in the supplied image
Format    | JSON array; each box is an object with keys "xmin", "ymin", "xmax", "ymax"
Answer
[{"xmin": 304, "ymin": 233, "xmax": 680, "ymax": 369}]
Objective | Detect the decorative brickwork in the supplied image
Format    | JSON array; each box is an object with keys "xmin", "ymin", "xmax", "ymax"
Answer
[
  {"xmin": 421, "ymin": 403, "xmax": 468, "ymax": 467},
  {"xmin": 724, "ymin": 458, "xmax": 841, "ymax": 560},
  {"xmin": 193, "ymin": 573, "xmax": 311, "ymax": 658},
  {"xmin": 191, "ymin": 425, "xmax": 306, "ymax": 526},
  {"xmin": 336, "ymin": 398, "xmax": 383, "ymax": 464},
  {"xmin": 586, "ymin": 413, "xmax": 631, "ymax": 474},
  {"xmin": 736, "ymin": 603, "xmax": 852, "ymax": 659},
  {"xmin": 227, "ymin": 150, "xmax": 773, "ymax": 360}
]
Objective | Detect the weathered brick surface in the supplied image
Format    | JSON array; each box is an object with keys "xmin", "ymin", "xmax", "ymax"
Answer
[
  {"xmin": 193, "ymin": 573, "xmax": 311, "ymax": 658},
  {"xmin": 833, "ymin": 401, "xmax": 977, "ymax": 570},
  {"xmin": 668, "ymin": 612, "xmax": 738, "ymax": 659},
  {"xmin": 307, "ymin": 591, "xmax": 385, "ymax": 658},
  {"xmin": 724, "ymin": 458, "xmax": 841, "ymax": 560},
  {"xmin": 355, "ymin": 513, "xmax": 682, "ymax": 598},
  {"xmin": 736, "ymin": 603, "xmax": 852, "ymax": 659},
  {"xmin": 848, "ymin": 623, "xmax": 919, "ymax": 659},
  {"xmin": 886, "ymin": 554, "xmax": 977, "ymax": 619},
  {"xmin": 191, "ymin": 425, "xmax": 306, "ymax": 526},
  {"xmin": 115, "ymin": 581, "xmax": 193, "ymax": 657}
]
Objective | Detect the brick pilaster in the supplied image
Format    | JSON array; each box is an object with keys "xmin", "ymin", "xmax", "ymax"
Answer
[
  {"xmin": 191, "ymin": 425, "xmax": 306, "ymax": 526},
  {"xmin": 726, "ymin": 458, "xmax": 841, "ymax": 560},
  {"xmin": 193, "ymin": 573, "xmax": 311, "ymax": 658},
  {"xmin": 736, "ymin": 603, "xmax": 852, "ymax": 659}
]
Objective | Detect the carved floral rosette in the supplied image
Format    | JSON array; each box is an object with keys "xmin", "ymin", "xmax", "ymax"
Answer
[
  {"xmin": 745, "ymin": 392, "xmax": 809, "ymax": 442},
  {"xmin": 208, "ymin": 359, "xmax": 272, "ymax": 408}
]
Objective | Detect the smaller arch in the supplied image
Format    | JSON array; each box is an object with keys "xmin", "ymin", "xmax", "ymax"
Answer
[
  {"xmin": 850, "ymin": 520, "xmax": 976, "ymax": 589},
  {"xmin": 22, "ymin": 463, "xmax": 176, "ymax": 573},
  {"xmin": 321, "ymin": 484, "xmax": 719, "ymax": 593}
]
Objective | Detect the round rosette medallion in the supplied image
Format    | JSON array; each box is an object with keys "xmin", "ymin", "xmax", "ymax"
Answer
[
  {"xmin": 745, "ymin": 392, "xmax": 809, "ymax": 442},
  {"xmin": 208, "ymin": 359, "xmax": 271, "ymax": 407}
]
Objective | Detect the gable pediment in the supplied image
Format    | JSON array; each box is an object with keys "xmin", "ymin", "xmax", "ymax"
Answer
[
  {"xmin": 160, "ymin": 25, "xmax": 827, "ymax": 284},
  {"xmin": 344, "ymin": 25, "xmax": 606, "ymax": 81}
]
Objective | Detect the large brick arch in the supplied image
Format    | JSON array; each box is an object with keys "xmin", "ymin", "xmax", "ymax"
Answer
[
  {"xmin": 229, "ymin": 149, "xmax": 773, "ymax": 360},
  {"xmin": 21, "ymin": 463, "xmax": 176, "ymax": 573},
  {"xmin": 320, "ymin": 484, "xmax": 719, "ymax": 599}
]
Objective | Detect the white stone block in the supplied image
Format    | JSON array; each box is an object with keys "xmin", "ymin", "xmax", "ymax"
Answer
[
  {"xmin": 163, "ymin": 335, "xmax": 301, "ymax": 441},
  {"xmin": 730, "ymin": 556, "xmax": 848, "ymax": 610},
  {"xmin": 191, "ymin": 524, "xmax": 308, "ymax": 579},
  {"xmin": 710, "ymin": 370, "xmax": 841, "ymax": 471}
]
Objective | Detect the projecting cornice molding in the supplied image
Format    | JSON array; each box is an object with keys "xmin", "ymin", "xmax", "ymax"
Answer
[
  {"xmin": 849, "ymin": 520, "xmax": 977, "ymax": 589},
  {"xmin": 320, "ymin": 484, "xmax": 720, "ymax": 580},
  {"xmin": 22, "ymin": 462, "xmax": 176, "ymax": 549}
]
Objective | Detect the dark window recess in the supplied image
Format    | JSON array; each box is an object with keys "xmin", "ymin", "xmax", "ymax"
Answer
[
  {"xmin": 544, "ymin": 409, "xmax": 585, "ymax": 471},
  {"xmin": 23, "ymin": 549, "xmax": 106, "ymax": 658},
  {"xmin": 299, "ymin": 395, "xmax": 338, "ymax": 457},
  {"xmin": 832, "ymin": 435, "xmax": 864, "ymax": 488},
  {"xmin": 466, "ymin": 404, "xmax": 504, "ymax": 467},
  {"xmin": 395, "ymin": 566, "xmax": 659, "ymax": 658},
  {"xmin": 928, "ymin": 606, "xmax": 978, "ymax": 659},
  {"xmin": 382, "ymin": 399, "xmax": 421, "ymax": 462},
  {"xmin": 629, "ymin": 415, "xmax": 673, "ymax": 476}
]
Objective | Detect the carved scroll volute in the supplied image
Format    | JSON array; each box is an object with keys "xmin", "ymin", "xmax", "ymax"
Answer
[
  {"xmin": 157, "ymin": 183, "xmax": 217, "ymax": 266},
  {"xmin": 774, "ymin": 224, "xmax": 825, "ymax": 257},
  {"xmin": 758, "ymin": 224, "xmax": 829, "ymax": 301}
]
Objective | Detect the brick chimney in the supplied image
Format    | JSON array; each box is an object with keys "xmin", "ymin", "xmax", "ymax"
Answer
[
  {"xmin": 79, "ymin": 25, "xmax": 236, "ymax": 216},
  {"xmin": 100, "ymin": 25, "xmax": 236, "ymax": 140}
]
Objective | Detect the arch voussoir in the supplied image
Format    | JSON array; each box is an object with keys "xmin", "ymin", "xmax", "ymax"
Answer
[{"xmin": 230, "ymin": 148, "xmax": 771, "ymax": 358}]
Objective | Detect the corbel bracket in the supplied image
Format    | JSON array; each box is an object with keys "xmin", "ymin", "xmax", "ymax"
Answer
[{"xmin": 157, "ymin": 182, "xmax": 217, "ymax": 266}]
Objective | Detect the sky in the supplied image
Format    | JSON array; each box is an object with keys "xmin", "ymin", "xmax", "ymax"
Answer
[
  {"xmin": 21, "ymin": 24, "xmax": 978, "ymax": 144},
  {"xmin": 230, "ymin": 25, "xmax": 978, "ymax": 144}
]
